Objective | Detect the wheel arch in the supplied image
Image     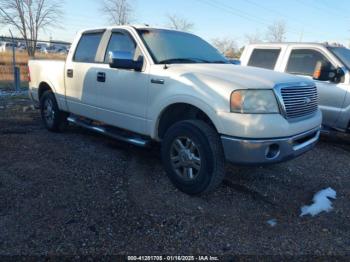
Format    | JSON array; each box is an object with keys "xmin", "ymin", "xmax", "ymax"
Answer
[
  {"xmin": 38, "ymin": 81, "xmax": 55, "ymax": 101},
  {"xmin": 155, "ymin": 102, "xmax": 223, "ymax": 140}
]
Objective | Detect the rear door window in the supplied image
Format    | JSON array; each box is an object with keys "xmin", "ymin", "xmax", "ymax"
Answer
[
  {"xmin": 74, "ymin": 33, "xmax": 104, "ymax": 63},
  {"xmin": 286, "ymin": 49, "xmax": 331, "ymax": 76},
  {"xmin": 248, "ymin": 49, "xmax": 281, "ymax": 69}
]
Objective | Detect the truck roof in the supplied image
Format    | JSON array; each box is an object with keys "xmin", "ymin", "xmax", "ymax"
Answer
[
  {"xmin": 78, "ymin": 24, "xmax": 188, "ymax": 35},
  {"xmin": 246, "ymin": 42, "xmax": 345, "ymax": 49}
]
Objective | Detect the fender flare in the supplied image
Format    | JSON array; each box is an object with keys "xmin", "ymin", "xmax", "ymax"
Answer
[{"xmin": 150, "ymin": 95, "xmax": 225, "ymax": 139}]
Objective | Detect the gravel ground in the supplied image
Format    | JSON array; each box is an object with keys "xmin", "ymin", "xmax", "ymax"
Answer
[{"xmin": 0, "ymin": 95, "xmax": 349, "ymax": 256}]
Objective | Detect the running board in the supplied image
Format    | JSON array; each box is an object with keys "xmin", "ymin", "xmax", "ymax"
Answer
[
  {"xmin": 321, "ymin": 125, "xmax": 347, "ymax": 135},
  {"xmin": 67, "ymin": 116, "xmax": 151, "ymax": 147}
]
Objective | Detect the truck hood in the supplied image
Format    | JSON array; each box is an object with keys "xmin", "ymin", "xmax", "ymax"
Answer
[{"xmin": 167, "ymin": 64, "xmax": 313, "ymax": 90}]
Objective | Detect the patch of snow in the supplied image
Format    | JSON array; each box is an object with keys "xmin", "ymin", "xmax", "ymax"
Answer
[
  {"xmin": 267, "ymin": 219, "xmax": 277, "ymax": 227},
  {"xmin": 300, "ymin": 188, "xmax": 337, "ymax": 217}
]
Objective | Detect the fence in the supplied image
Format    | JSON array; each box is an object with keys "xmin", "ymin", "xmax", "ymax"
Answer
[
  {"xmin": 0, "ymin": 37, "xmax": 70, "ymax": 89},
  {"xmin": 0, "ymin": 51, "xmax": 67, "ymax": 87},
  {"xmin": 0, "ymin": 54, "xmax": 29, "ymax": 82}
]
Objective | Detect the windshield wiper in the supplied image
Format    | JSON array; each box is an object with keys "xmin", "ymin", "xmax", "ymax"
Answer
[
  {"xmin": 158, "ymin": 58, "xmax": 201, "ymax": 64},
  {"xmin": 208, "ymin": 60, "xmax": 229, "ymax": 64},
  {"xmin": 191, "ymin": 58, "xmax": 227, "ymax": 63},
  {"xmin": 158, "ymin": 58, "xmax": 229, "ymax": 65}
]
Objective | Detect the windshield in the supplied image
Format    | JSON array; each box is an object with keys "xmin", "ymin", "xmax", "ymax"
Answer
[
  {"xmin": 329, "ymin": 47, "xmax": 350, "ymax": 69},
  {"xmin": 137, "ymin": 29, "xmax": 228, "ymax": 64}
]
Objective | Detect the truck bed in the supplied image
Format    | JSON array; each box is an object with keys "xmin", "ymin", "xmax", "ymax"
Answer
[{"xmin": 28, "ymin": 59, "xmax": 66, "ymax": 108}]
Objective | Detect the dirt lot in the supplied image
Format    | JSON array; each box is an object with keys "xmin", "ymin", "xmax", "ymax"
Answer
[{"xmin": 0, "ymin": 94, "xmax": 349, "ymax": 256}]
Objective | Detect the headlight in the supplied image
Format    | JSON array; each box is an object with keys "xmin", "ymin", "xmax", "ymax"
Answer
[{"xmin": 230, "ymin": 90, "xmax": 280, "ymax": 114}]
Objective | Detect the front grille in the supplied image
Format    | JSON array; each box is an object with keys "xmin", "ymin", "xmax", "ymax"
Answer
[{"xmin": 280, "ymin": 86, "xmax": 318, "ymax": 119}]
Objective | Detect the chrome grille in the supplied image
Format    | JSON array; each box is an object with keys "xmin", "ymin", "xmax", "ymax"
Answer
[{"xmin": 280, "ymin": 86, "xmax": 318, "ymax": 119}]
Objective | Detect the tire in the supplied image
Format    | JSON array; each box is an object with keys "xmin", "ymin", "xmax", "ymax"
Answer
[
  {"xmin": 40, "ymin": 90, "xmax": 67, "ymax": 132},
  {"xmin": 161, "ymin": 120, "xmax": 225, "ymax": 195}
]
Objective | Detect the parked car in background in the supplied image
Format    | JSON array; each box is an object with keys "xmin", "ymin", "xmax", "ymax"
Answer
[
  {"xmin": 55, "ymin": 46, "xmax": 69, "ymax": 55},
  {"xmin": 229, "ymin": 59, "xmax": 241, "ymax": 65},
  {"xmin": 39, "ymin": 46, "xmax": 49, "ymax": 54},
  {"xmin": 36, "ymin": 43, "xmax": 49, "ymax": 53},
  {"xmin": 17, "ymin": 44, "xmax": 27, "ymax": 52},
  {"xmin": 46, "ymin": 45, "xmax": 69, "ymax": 55},
  {"xmin": 240, "ymin": 43, "xmax": 350, "ymax": 132},
  {"xmin": 0, "ymin": 41, "xmax": 17, "ymax": 52},
  {"xmin": 28, "ymin": 26, "xmax": 321, "ymax": 194}
]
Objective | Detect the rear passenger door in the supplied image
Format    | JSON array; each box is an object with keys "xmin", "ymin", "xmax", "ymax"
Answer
[
  {"xmin": 284, "ymin": 48, "xmax": 347, "ymax": 127},
  {"xmin": 65, "ymin": 30, "xmax": 105, "ymax": 119}
]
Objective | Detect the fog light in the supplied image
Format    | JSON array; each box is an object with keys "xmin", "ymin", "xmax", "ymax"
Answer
[{"xmin": 265, "ymin": 144, "xmax": 280, "ymax": 160}]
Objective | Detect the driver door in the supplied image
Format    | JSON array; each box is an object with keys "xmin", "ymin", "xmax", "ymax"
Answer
[
  {"xmin": 284, "ymin": 48, "xmax": 347, "ymax": 127},
  {"xmin": 89, "ymin": 30, "xmax": 150, "ymax": 135}
]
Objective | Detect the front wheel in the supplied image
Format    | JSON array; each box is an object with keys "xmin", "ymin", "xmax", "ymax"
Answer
[
  {"xmin": 161, "ymin": 120, "xmax": 225, "ymax": 195},
  {"xmin": 40, "ymin": 90, "xmax": 67, "ymax": 132}
]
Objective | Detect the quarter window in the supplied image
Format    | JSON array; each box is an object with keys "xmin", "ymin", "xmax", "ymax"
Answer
[
  {"xmin": 73, "ymin": 33, "xmax": 103, "ymax": 63},
  {"xmin": 286, "ymin": 49, "xmax": 331, "ymax": 76},
  {"xmin": 248, "ymin": 49, "xmax": 281, "ymax": 69}
]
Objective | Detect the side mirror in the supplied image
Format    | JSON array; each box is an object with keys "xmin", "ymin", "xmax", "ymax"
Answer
[
  {"xmin": 335, "ymin": 67, "xmax": 345, "ymax": 83},
  {"xmin": 109, "ymin": 51, "xmax": 143, "ymax": 72},
  {"xmin": 313, "ymin": 61, "xmax": 344, "ymax": 83}
]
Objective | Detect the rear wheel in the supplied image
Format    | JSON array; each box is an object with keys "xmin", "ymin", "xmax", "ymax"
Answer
[
  {"xmin": 40, "ymin": 90, "xmax": 67, "ymax": 132},
  {"xmin": 161, "ymin": 120, "xmax": 225, "ymax": 195}
]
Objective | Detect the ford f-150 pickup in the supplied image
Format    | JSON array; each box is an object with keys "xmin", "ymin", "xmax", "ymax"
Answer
[{"xmin": 28, "ymin": 25, "xmax": 322, "ymax": 195}]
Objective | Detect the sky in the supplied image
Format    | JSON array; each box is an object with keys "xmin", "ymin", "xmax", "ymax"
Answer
[{"xmin": 1, "ymin": 0, "xmax": 350, "ymax": 47}]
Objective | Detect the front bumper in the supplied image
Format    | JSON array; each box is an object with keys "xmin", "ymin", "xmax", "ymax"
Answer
[{"xmin": 221, "ymin": 127, "xmax": 320, "ymax": 165}]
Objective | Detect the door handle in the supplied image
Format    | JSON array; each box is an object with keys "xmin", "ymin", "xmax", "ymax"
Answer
[
  {"xmin": 67, "ymin": 69, "xmax": 73, "ymax": 78},
  {"xmin": 97, "ymin": 72, "xmax": 106, "ymax": 82}
]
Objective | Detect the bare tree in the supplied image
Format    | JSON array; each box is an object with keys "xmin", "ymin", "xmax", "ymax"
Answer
[
  {"xmin": 101, "ymin": 0, "xmax": 133, "ymax": 25},
  {"xmin": 245, "ymin": 31, "xmax": 263, "ymax": 44},
  {"xmin": 0, "ymin": 0, "xmax": 62, "ymax": 57},
  {"xmin": 212, "ymin": 37, "xmax": 238, "ymax": 58},
  {"xmin": 266, "ymin": 20, "xmax": 287, "ymax": 42},
  {"xmin": 166, "ymin": 14, "xmax": 194, "ymax": 32}
]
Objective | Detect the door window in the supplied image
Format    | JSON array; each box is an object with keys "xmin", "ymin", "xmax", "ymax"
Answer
[
  {"xmin": 73, "ymin": 33, "xmax": 103, "ymax": 63},
  {"xmin": 104, "ymin": 32, "xmax": 138, "ymax": 62},
  {"xmin": 248, "ymin": 49, "xmax": 281, "ymax": 69},
  {"xmin": 286, "ymin": 49, "xmax": 332, "ymax": 76}
]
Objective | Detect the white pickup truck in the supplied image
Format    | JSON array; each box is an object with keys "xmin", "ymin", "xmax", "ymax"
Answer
[
  {"xmin": 28, "ymin": 26, "xmax": 322, "ymax": 195},
  {"xmin": 240, "ymin": 43, "xmax": 350, "ymax": 132}
]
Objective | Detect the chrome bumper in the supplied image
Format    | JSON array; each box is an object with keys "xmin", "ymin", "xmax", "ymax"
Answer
[{"xmin": 221, "ymin": 127, "xmax": 320, "ymax": 165}]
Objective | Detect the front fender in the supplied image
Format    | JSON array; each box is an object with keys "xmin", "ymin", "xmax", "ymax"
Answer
[{"xmin": 148, "ymin": 95, "xmax": 225, "ymax": 140}]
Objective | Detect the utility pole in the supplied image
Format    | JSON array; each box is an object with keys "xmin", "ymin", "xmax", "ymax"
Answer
[{"xmin": 9, "ymin": 29, "xmax": 20, "ymax": 92}]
